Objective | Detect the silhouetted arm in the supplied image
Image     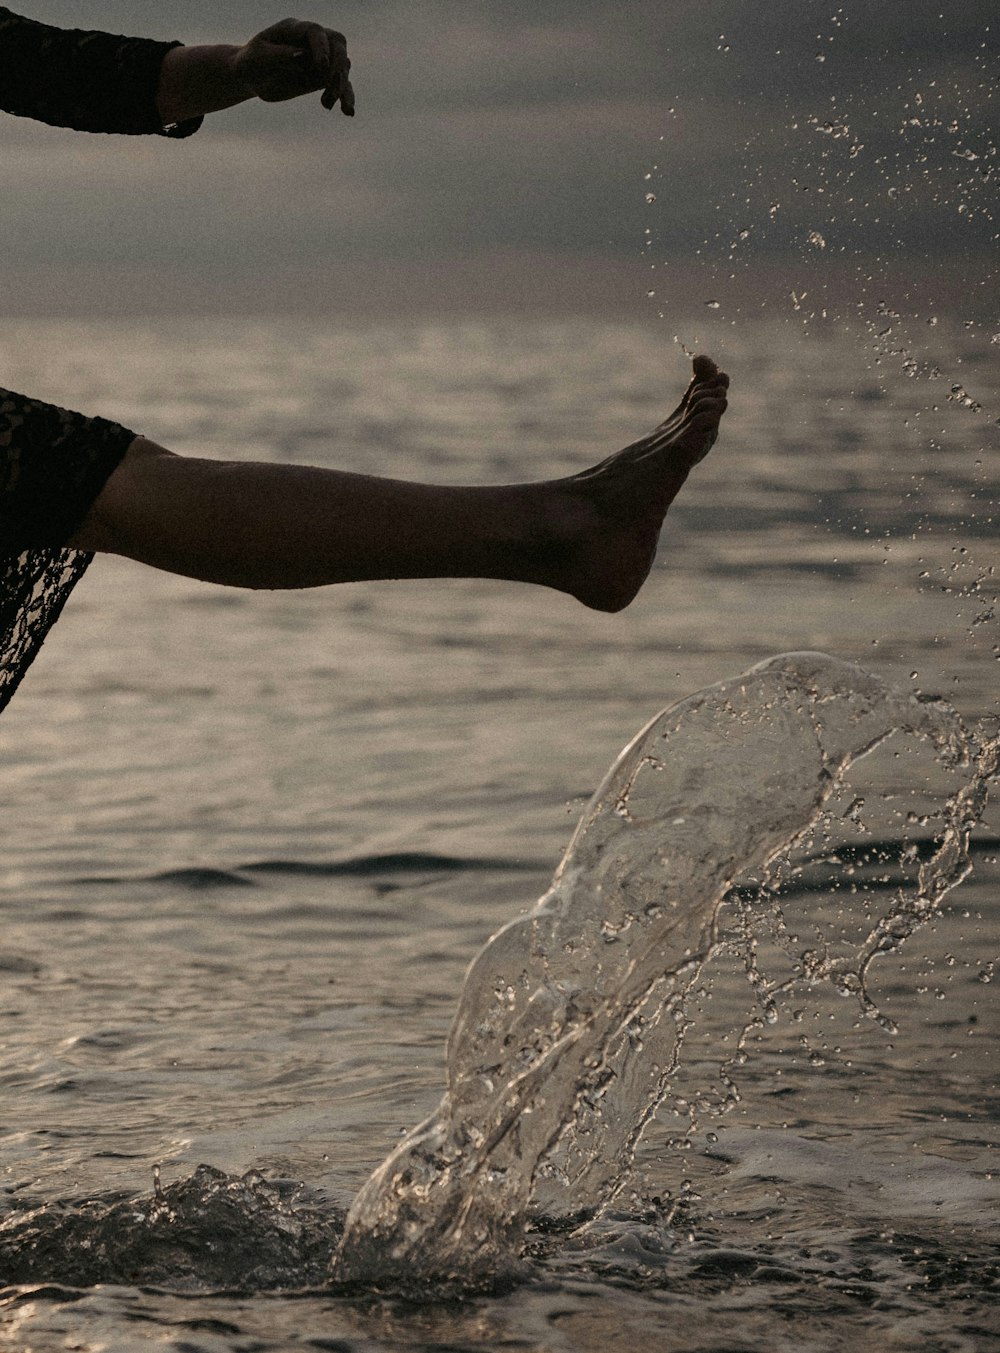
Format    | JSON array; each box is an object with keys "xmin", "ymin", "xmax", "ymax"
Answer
[
  {"xmin": 0, "ymin": 10, "xmax": 354, "ymax": 136},
  {"xmin": 157, "ymin": 20, "xmax": 355, "ymax": 123}
]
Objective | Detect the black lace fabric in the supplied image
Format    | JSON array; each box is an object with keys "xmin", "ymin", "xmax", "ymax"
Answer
[
  {"xmin": 0, "ymin": 387, "xmax": 137, "ymax": 714},
  {"xmin": 0, "ymin": 547, "xmax": 92, "ymax": 716}
]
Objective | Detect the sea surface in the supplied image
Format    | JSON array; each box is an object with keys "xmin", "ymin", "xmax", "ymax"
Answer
[{"xmin": 0, "ymin": 314, "xmax": 997, "ymax": 1351}]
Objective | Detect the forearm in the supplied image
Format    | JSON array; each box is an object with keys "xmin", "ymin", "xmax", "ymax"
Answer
[
  {"xmin": 157, "ymin": 45, "xmax": 252, "ymax": 125},
  {"xmin": 157, "ymin": 22, "xmax": 354, "ymax": 123}
]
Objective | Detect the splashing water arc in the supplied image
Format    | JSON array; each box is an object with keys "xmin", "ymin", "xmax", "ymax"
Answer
[{"xmin": 332, "ymin": 652, "xmax": 993, "ymax": 1287}]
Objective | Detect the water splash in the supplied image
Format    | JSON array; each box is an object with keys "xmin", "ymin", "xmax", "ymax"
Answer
[
  {"xmin": 656, "ymin": 8, "xmax": 998, "ymax": 434},
  {"xmin": 0, "ymin": 1166, "xmax": 341, "ymax": 1291},
  {"xmin": 332, "ymin": 653, "xmax": 996, "ymax": 1288}
]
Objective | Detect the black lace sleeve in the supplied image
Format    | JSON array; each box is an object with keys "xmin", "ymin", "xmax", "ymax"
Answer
[
  {"xmin": 0, "ymin": 388, "xmax": 137, "ymax": 714},
  {"xmin": 0, "ymin": 6, "xmax": 202, "ymax": 137}
]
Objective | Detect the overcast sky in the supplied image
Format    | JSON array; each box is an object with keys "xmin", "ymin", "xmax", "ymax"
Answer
[{"xmin": 3, "ymin": 2, "xmax": 996, "ymax": 317}]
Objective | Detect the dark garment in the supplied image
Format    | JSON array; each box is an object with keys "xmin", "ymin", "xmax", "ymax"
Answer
[
  {"xmin": 0, "ymin": 388, "xmax": 136, "ymax": 714},
  {"xmin": 0, "ymin": 9, "xmax": 201, "ymax": 713},
  {"xmin": 0, "ymin": 388, "xmax": 137, "ymax": 553},
  {"xmin": 0, "ymin": 6, "xmax": 201, "ymax": 136}
]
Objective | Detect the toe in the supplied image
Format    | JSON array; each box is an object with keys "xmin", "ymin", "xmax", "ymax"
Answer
[
  {"xmin": 689, "ymin": 404, "xmax": 725, "ymax": 427},
  {"xmin": 659, "ymin": 376, "xmax": 697, "ymax": 429},
  {"xmin": 687, "ymin": 390, "xmax": 728, "ymax": 418},
  {"xmin": 692, "ymin": 354, "xmax": 718, "ymax": 382}
]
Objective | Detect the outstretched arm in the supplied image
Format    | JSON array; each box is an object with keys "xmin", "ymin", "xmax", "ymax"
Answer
[
  {"xmin": 156, "ymin": 20, "xmax": 355, "ymax": 124},
  {"xmin": 0, "ymin": 10, "xmax": 354, "ymax": 136}
]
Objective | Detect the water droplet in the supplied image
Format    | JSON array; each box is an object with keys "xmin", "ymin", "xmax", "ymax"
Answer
[
  {"xmin": 645, "ymin": 192, "xmax": 657, "ymax": 204},
  {"xmin": 704, "ymin": 299, "xmax": 721, "ymax": 309},
  {"xmin": 807, "ymin": 231, "xmax": 827, "ymax": 249}
]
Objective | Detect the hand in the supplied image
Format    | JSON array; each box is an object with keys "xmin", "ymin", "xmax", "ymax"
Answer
[{"xmin": 232, "ymin": 19, "xmax": 355, "ymax": 114}]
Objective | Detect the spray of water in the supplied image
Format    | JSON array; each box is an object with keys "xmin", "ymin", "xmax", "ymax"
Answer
[{"xmin": 332, "ymin": 652, "xmax": 996, "ymax": 1288}]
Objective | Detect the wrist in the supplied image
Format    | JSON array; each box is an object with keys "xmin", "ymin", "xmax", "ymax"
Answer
[
  {"xmin": 225, "ymin": 43, "xmax": 259, "ymax": 104},
  {"xmin": 158, "ymin": 44, "xmax": 253, "ymax": 124}
]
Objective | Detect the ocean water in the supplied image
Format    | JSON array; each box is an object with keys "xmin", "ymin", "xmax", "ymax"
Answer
[{"xmin": 0, "ymin": 314, "xmax": 997, "ymax": 1350}]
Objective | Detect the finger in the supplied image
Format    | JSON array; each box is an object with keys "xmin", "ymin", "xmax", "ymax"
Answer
[
  {"xmin": 324, "ymin": 65, "xmax": 357, "ymax": 113},
  {"xmin": 338, "ymin": 75, "xmax": 356, "ymax": 116},
  {"xmin": 323, "ymin": 35, "xmax": 353, "ymax": 113},
  {"xmin": 321, "ymin": 70, "xmax": 354, "ymax": 113},
  {"xmin": 305, "ymin": 24, "xmax": 332, "ymax": 79}
]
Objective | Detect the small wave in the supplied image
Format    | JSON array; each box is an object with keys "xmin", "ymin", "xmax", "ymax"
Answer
[
  {"xmin": 151, "ymin": 866, "xmax": 257, "ymax": 890},
  {"xmin": 244, "ymin": 852, "xmax": 543, "ymax": 878},
  {"xmin": 2, "ymin": 1164, "xmax": 997, "ymax": 1318},
  {"xmin": 72, "ymin": 865, "xmax": 255, "ymax": 890},
  {"xmin": 74, "ymin": 852, "xmax": 544, "ymax": 892},
  {"xmin": 0, "ymin": 954, "xmax": 43, "ymax": 975},
  {"xmin": 546, "ymin": 1208, "xmax": 1000, "ymax": 1313}
]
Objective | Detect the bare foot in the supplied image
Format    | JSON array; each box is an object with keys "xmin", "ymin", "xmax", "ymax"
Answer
[{"xmin": 545, "ymin": 355, "xmax": 729, "ymax": 612}]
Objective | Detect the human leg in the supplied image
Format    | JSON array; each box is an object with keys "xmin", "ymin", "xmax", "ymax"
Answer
[{"xmin": 68, "ymin": 356, "xmax": 728, "ymax": 613}]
